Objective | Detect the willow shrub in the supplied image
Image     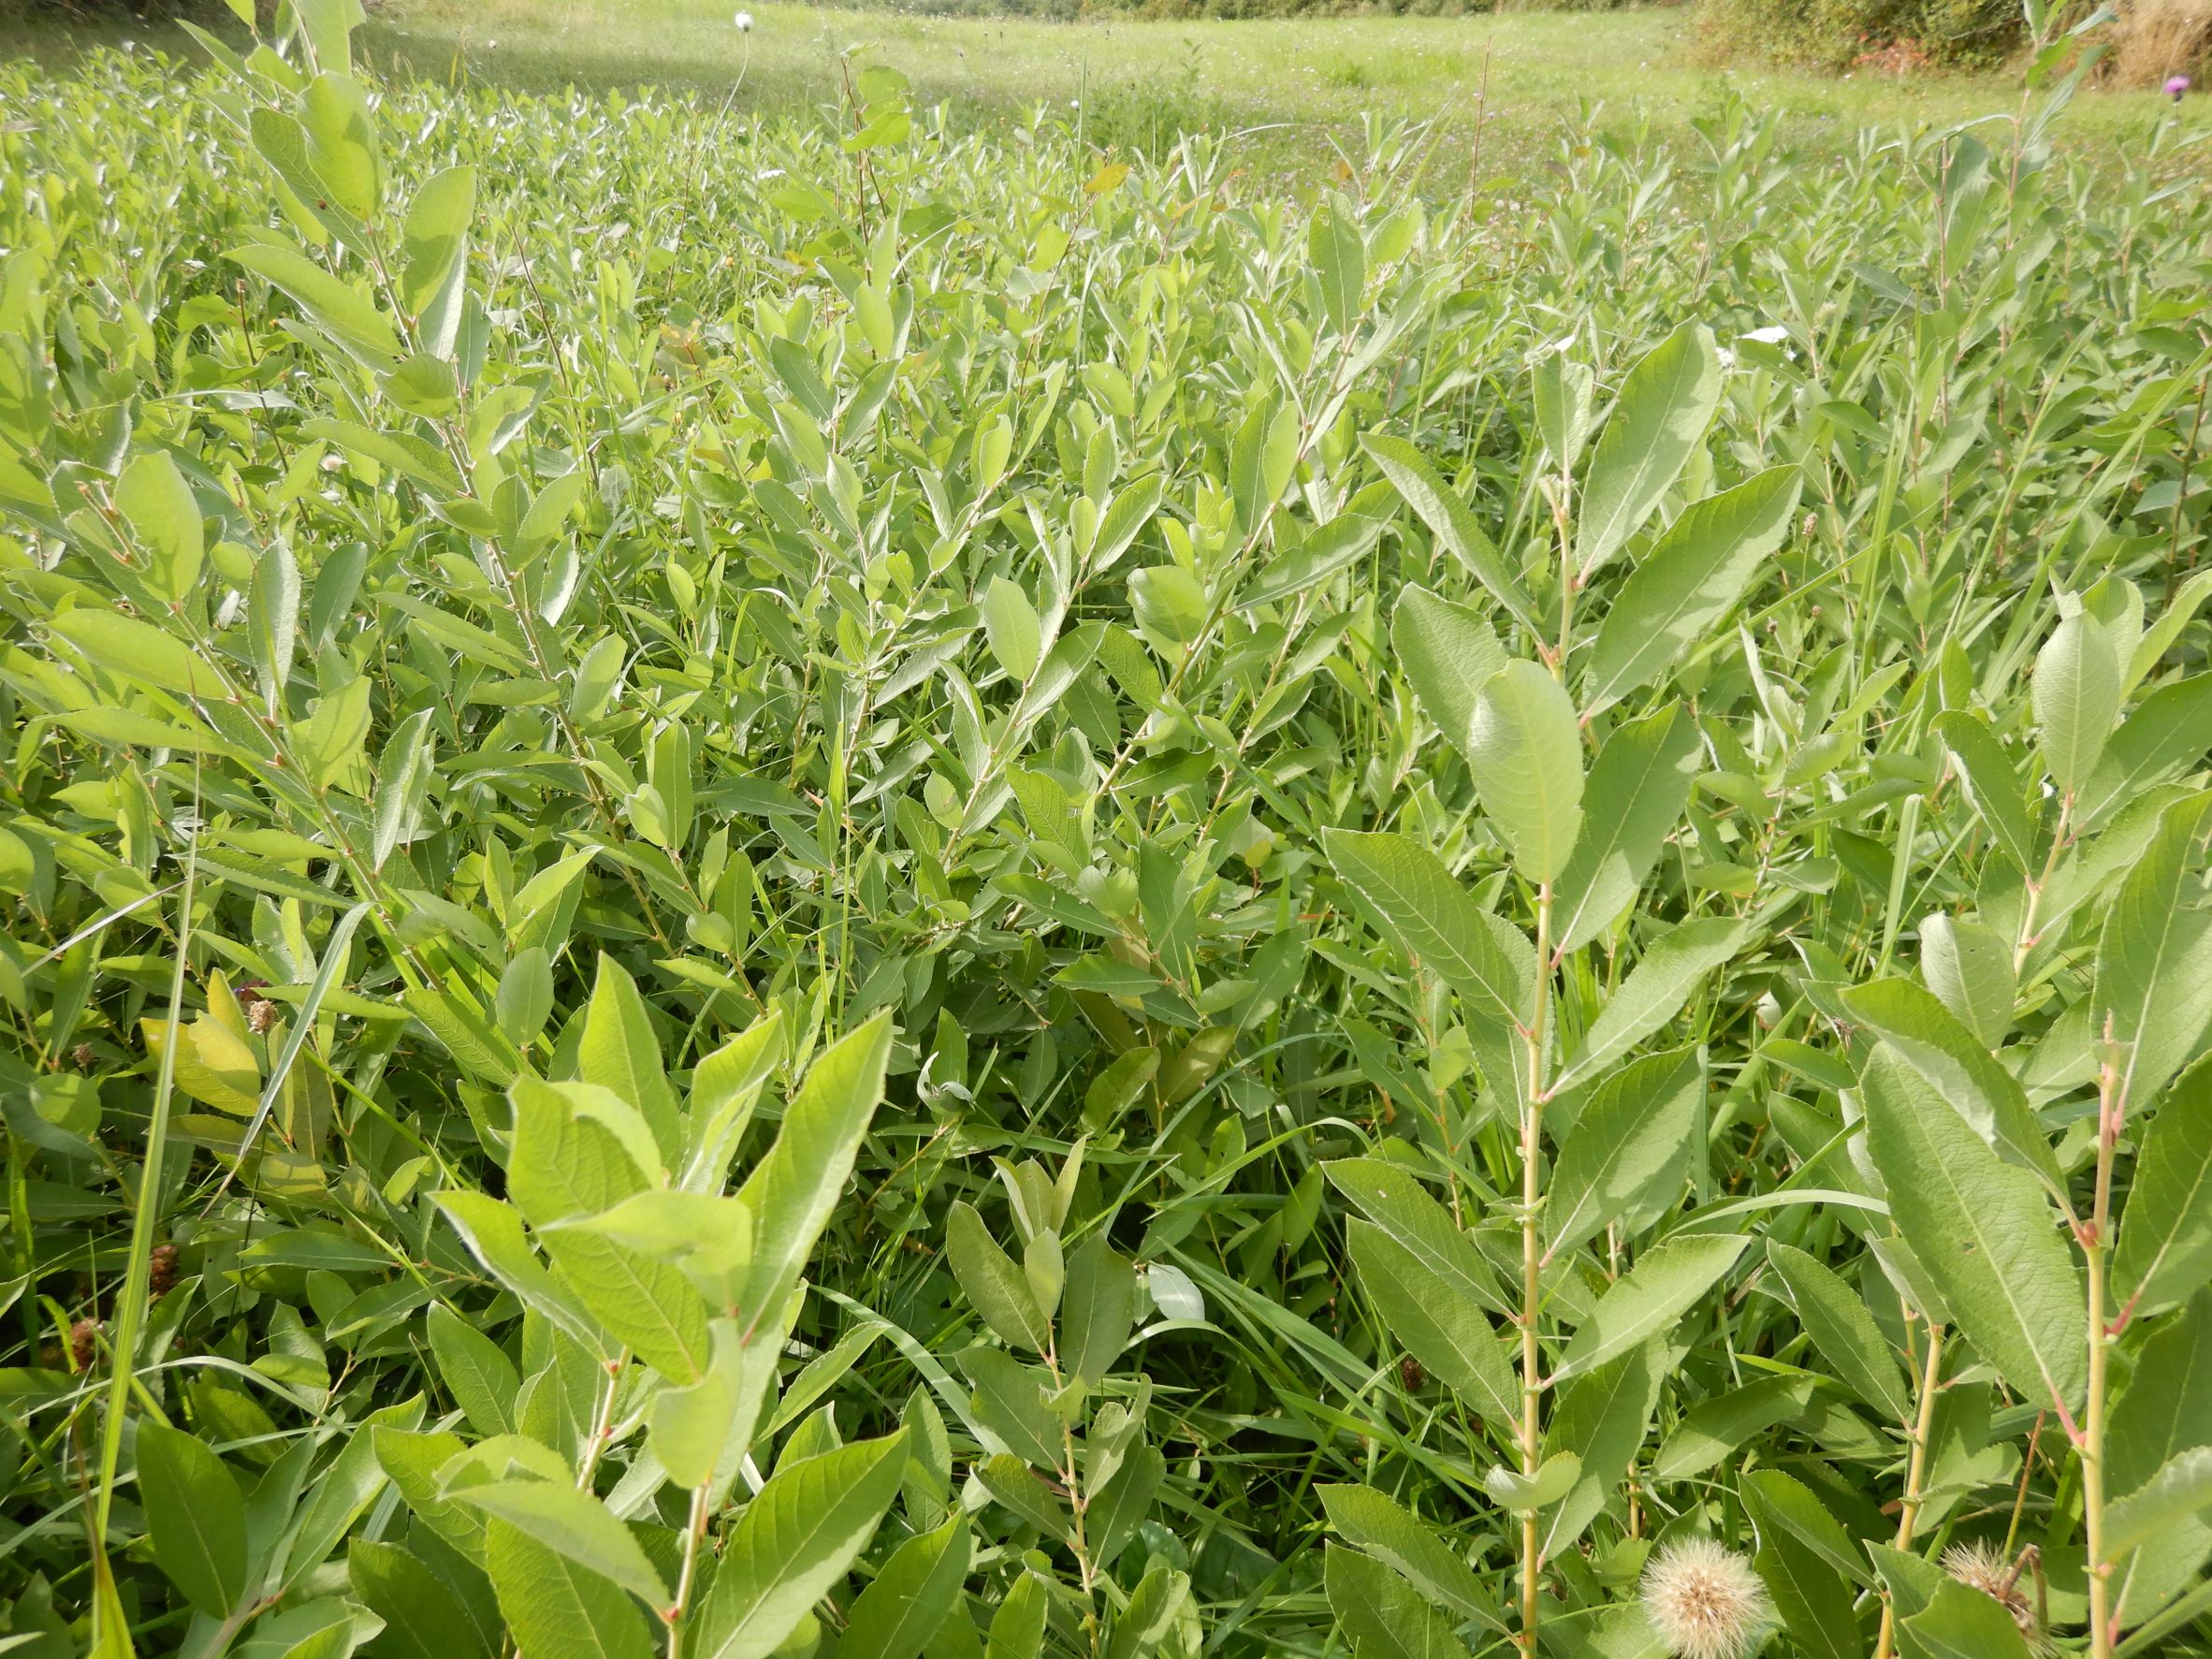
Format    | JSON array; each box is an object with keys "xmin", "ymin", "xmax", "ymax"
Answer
[{"xmin": 2, "ymin": 5, "xmax": 2212, "ymax": 1659}]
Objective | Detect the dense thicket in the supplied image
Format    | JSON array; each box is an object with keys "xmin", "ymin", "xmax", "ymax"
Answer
[
  {"xmin": 2, "ymin": 8, "xmax": 2211, "ymax": 1659},
  {"xmin": 1695, "ymin": 0, "xmax": 2024, "ymax": 69}
]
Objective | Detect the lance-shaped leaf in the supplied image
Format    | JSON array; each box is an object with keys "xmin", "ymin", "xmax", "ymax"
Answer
[
  {"xmin": 115, "ymin": 449, "xmax": 205, "ymax": 603},
  {"xmin": 2114, "ymin": 1054, "xmax": 2212, "ymax": 1320},
  {"xmin": 136, "ymin": 1421, "xmax": 249, "ymax": 1620},
  {"xmin": 1318, "ymin": 1485, "xmax": 1506, "ymax": 1633},
  {"xmin": 1766, "ymin": 1241, "xmax": 1911, "ymax": 1423},
  {"xmin": 1469, "ymin": 659, "xmax": 1584, "ymax": 884},
  {"xmin": 1324, "ymin": 1545, "xmax": 1465, "ymax": 1659},
  {"xmin": 2033, "ymin": 608, "xmax": 2123, "ymax": 796},
  {"xmin": 2107, "ymin": 1293, "xmax": 2212, "ymax": 1611},
  {"xmin": 509, "ymin": 1078, "xmax": 709, "ymax": 1380},
  {"xmin": 1552, "ymin": 703, "xmax": 1701, "ymax": 953},
  {"xmin": 349, "ymin": 1539, "xmax": 489, "ymax": 1659},
  {"xmin": 1935, "ymin": 710, "xmax": 2040, "ymax": 876},
  {"xmin": 1745, "ymin": 1470, "xmax": 1868, "ymax": 1659},
  {"xmin": 1918, "ymin": 912, "xmax": 2015, "ymax": 1049},
  {"xmin": 1652, "ymin": 1374, "xmax": 1816, "ymax": 1480},
  {"xmin": 454, "ymin": 1477, "xmax": 671, "ymax": 1610},
  {"xmin": 1553, "ymin": 1233, "xmax": 1746, "ymax": 1383},
  {"xmin": 2088, "ymin": 790, "xmax": 2212, "ymax": 1113},
  {"xmin": 1539, "ymin": 1336, "xmax": 1669, "ymax": 1556},
  {"xmin": 2103, "ymin": 1447, "xmax": 2212, "ymax": 1564},
  {"xmin": 1899, "ymin": 1579, "xmax": 2036, "ymax": 1659},
  {"xmin": 691, "ymin": 1431, "xmax": 910, "ymax": 1659},
  {"xmin": 226, "ymin": 241, "xmax": 403, "ymax": 367},
  {"xmin": 1347, "ymin": 1219, "xmax": 1520, "ymax": 1433},
  {"xmin": 1322, "ymin": 829, "xmax": 1534, "ymax": 1026},
  {"xmin": 2078, "ymin": 674, "xmax": 2212, "ymax": 829},
  {"xmin": 1361, "ymin": 430, "xmax": 1538, "ymax": 632},
  {"xmin": 838, "ymin": 1516, "xmax": 970, "ymax": 1659},
  {"xmin": 1546, "ymin": 1047, "xmax": 1702, "ymax": 1257},
  {"xmin": 1326, "ymin": 1157, "xmax": 1511, "ymax": 1317},
  {"xmin": 1584, "ymin": 465, "xmax": 1800, "ymax": 712},
  {"xmin": 1061, "ymin": 1233, "xmax": 1136, "ymax": 1388},
  {"xmin": 1861, "ymin": 1043, "xmax": 2085, "ymax": 1412},
  {"xmin": 1392, "ymin": 585, "xmax": 1504, "ymax": 764},
  {"xmin": 1574, "ymin": 320, "xmax": 1722, "ymax": 577},
  {"xmin": 578, "ymin": 954, "xmax": 681, "ymax": 1169},
  {"xmin": 485, "ymin": 1517, "xmax": 658, "ymax": 1659},
  {"xmin": 948, "ymin": 1201, "xmax": 1050, "ymax": 1353},
  {"xmin": 1310, "ymin": 196, "xmax": 1364, "ymax": 336},
  {"xmin": 1841, "ymin": 977, "xmax": 2062, "ymax": 1197},
  {"xmin": 1553, "ymin": 919, "xmax": 1744, "ymax": 1093},
  {"xmin": 736, "ymin": 1011, "xmax": 894, "ymax": 1317}
]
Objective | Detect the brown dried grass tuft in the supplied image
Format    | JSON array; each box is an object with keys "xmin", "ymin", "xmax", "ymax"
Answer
[{"xmin": 2103, "ymin": 0, "xmax": 2212, "ymax": 89}]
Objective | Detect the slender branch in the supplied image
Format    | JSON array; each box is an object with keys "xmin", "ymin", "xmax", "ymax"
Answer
[
  {"xmin": 1518, "ymin": 881, "xmax": 1553, "ymax": 1655},
  {"xmin": 1873, "ymin": 1317, "xmax": 1945, "ymax": 1659}
]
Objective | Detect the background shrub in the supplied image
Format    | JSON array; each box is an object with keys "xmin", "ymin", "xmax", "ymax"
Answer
[
  {"xmin": 1697, "ymin": 0, "xmax": 2025, "ymax": 69},
  {"xmin": 2104, "ymin": 0, "xmax": 2212, "ymax": 86}
]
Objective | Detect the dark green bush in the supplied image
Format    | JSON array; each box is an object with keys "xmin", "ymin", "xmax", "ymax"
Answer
[{"xmin": 1698, "ymin": 0, "xmax": 2025, "ymax": 70}]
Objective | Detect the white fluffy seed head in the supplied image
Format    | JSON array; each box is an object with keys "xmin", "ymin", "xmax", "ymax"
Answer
[
  {"xmin": 1943, "ymin": 1542, "xmax": 2049, "ymax": 1652},
  {"xmin": 733, "ymin": 10, "xmax": 753, "ymax": 30},
  {"xmin": 1640, "ymin": 1537, "xmax": 1774, "ymax": 1659}
]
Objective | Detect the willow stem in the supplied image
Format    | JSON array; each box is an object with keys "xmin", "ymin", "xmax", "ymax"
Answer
[
  {"xmin": 2085, "ymin": 1038, "xmax": 2126, "ymax": 1658},
  {"xmin": 1519, "ymin": 881, "xmax": 1553, "ymax": 1654},
  {"xmin": 1873, "ymin": 1317, "xmax": 1945, "ymax": 1659}
]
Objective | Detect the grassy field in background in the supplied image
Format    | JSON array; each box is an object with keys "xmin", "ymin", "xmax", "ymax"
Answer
[{"xmin": 2, "ymin": 2, "xmax": 2200, "ymax": 185}]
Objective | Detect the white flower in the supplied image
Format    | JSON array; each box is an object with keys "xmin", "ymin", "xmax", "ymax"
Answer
[
  {"xmin": 734, "ymin": 9, "xmax": 753, "ymax": 30},
  {"xmin": 1640, "ymin": 1538, "xmax": 1773, "ymax": 1659}
]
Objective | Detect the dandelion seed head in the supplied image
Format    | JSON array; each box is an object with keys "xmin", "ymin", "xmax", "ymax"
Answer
[
  {"xmin": 1943, "ymin": 1542, "xmax": 2049, "ymax": 1653},
  {"xmin": 1640, "ymin": 1537, "xmax": 1773, "ymax": 1659}
]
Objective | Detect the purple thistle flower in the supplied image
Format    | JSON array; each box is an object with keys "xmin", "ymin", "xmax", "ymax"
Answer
[{"xmin": 2168, "ymin": 75, "xmax": 2192, "ymax": 102}]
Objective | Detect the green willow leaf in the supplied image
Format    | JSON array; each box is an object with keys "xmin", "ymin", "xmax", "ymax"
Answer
[
  {"xmin": 1546, "ymin": 1047, "xmax": 1701, "ymax": 1256},
  {"xmin": 2033, "ymin": 608, "xmax": 2124, "ymax": 797},
  {"xmin": 2114, "ymin": 1055, "xmax": 2212, "ymax": 1320},
  {"xmin": 2088, "ymin": 791, "xmax": 2212, "ymax": 1113},
  {"xmin": 838, "ymin": 1516, "xmax": 970, "ymax": 1659},
  {"xmin": 485, "ymin": 1517, "xmax": 658, "ymax": 1659},
  {"xmin": 1392, "ymin": 585, "xmax": 1504, "ymax": 764},
  {"xmin": 1583, "ymin": 464, "xmax": 1800, "ymax": 712},
  {"xmin": 1574, "ymin": 320, "xmax": 1722, "ymax": 577},
  {"xmin": 1346, "ymin": 1219, "xmax": 1520, "ymax": 1433},
  {"xmin": 1861, "ymin": 1043, "xmax": 2086, "ymax": 1412},
  {"xmin": 1318, "ymin": 1485, "xmax": 1506, "ymax": 1633},
  {"xmin": 735, "ymin": 1011, "xmax": 894, "ymax": 1318},
  {"xmin": 1918, "ymin": 912, "xmax": 2016, "ymax": 1048},
  {"xmin": 1552, "ymin": 1233, "xmax": 1746, "ymax": 1383},
  {"xmin": 1554, "ymin": 918, "xmax": 1742, "ymax": 1092},
  {"xmin": 454, "ymin": 1478, "xmax": 671, "ymax": 1609},
  {"xmin": 1323, "ymin": 1545, "xmax": 1464, "ymax": 1659},
  {"xmin": 1745, "ymin": 1470, "xmax": 1866, "ymax": 1659},
  {"xmin": 1360, "ymin": 430, "xmax": 1538, "ymax": 632},
  {"xmin": 692, "ymin": 1432, "xmax": 909, "ymax": 1659},
  {"xmin": 1841, "ymin": 977, "xmax": 2061, "ymax": 1194},
  {"xmin": 1326, "ymin": 1157, "xmax": 1512, "ymax": 1317},
  {"xmin": 948, "ymin": 1201, "xmax": 1050, "ymax": 1354},
  {"xmin": 1552, "ymin": 702, "xmax": 1701, "ymax": 953},
  {"xmin": 135, "ymin": 1421, "xmax": 249, "ymax": 1620},
  {"xmin": 1766, "ymin": 1241, "xmax": 1911, "ymax": 1423},
  {"xmin": 1935, "ymin": 710, "xmax": 2040, "ymax": 875},
  {"xmin": 1321, "ymin": 829, "xmax": 1533, "ymax": 1026},
  {"xmin": 1469, "ymin": 659, "xmax": 1585, "ymax": 885}
]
